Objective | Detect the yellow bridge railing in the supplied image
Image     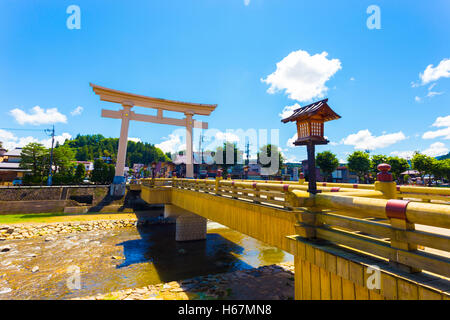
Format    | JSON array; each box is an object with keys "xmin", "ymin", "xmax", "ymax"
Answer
[{"xmin": 141, "ymin": 177, "xmax": 450, "ymax": 280}]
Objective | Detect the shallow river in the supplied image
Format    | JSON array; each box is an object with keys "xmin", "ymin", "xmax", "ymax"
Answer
[{"xmin": 0, "ymin": 220, "xmax": 292, "ymax": 299}]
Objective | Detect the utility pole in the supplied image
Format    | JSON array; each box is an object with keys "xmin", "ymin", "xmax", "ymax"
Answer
[
  {"xmin": 245, "ymin": 140, "xmax": 250, "ymax": 166},
  {"xmin": 198, "ymin": 133, "xmax": 203, "ymax": 165},
  {"xmin": 45, "ymin": 125, "xmax": 55, "ymax": 186}
]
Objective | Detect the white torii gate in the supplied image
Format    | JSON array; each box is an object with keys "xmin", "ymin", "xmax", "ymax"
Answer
[{"xmin": 90, "ymin": 83, "xmax": 217, "ymax": 195}]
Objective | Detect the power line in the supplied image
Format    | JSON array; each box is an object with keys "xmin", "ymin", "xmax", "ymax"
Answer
[{"xmin": 0, "ymin": 127, "xmax": 47, "ymax": 132}]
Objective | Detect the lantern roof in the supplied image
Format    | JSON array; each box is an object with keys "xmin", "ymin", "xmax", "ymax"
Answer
[{"xmin": 281, "ymin": 98, "xmax": 341, "ymax": 123}]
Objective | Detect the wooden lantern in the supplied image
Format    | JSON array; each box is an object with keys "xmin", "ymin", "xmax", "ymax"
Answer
[
  {"xmin": 281, "ymin": 98, "xmax": 341, "ymax": 146},
  {"xmin": 281, "ymin": 98, "xmax": 341, "ymax": 194}
]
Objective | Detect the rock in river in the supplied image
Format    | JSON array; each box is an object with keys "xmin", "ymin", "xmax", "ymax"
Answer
[{"xmin": 0, "ymin": 245, "xmax": 11, "ymax": 253}]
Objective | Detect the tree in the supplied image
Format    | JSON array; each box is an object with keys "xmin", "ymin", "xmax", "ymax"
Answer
[
  {"xmin": 20, "ymin": 142, "xmax": 48, "ymax": 183},
  {"xmin": 430, "ymin": 159, "xmax": 449, "ymax": 185},
  {"xmin": 347, "ymin": 151, "xmax": 371, "ymax": 183},
  {"xmin": 91, "ymin": 159, "xmax": 115, "ymax": 184},
  {"xmin": 411, "ymin": 152, "xmax": 434, "ymax": 185},
  {"xmin": 443, "ymin": 159, "xmax": 450, "ymax": 182},
  {"xmin": 257, "ymin": 144, "xmax": 284, "ymax": 177},
  {"xmin": 370, "ymin": 154, "xmax": 388, "ymax": 177},
  {"xmin": 316, "ymin": 151, "xmax": 339, "ymax": 182},
  {"xmin": 74, "ymin": 163, "xmax": 86, "ymax": 184},
  {"xmin": 215, "ymin": 142, "xmax": 243, "ymax": 177},
  {"xmin": 53, "ymin": 145, "xmax": 76, "ymax": 175},
  {"xmin": 387, "ymin": 156, "xmax": 409, "ymax": 182}
]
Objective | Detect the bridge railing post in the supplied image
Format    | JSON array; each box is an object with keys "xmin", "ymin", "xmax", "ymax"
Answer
[
  {"xmin": 231, "ymin": 181, "xmax": 238, "ymax": 199},
  {"xmin": 215, "ymin": 175, "xmax": 222, "ymax": 195},
  {"xmin": 173, "ymin": 176, "xmax": 177, "ymax": 188},
  {"xmin": 294, "ymin": 208, "xmax": 320, "ymax": 240},
  {"xmin": 373, "ymin": 164, "xmax": 419, "ymax": 273},
  {"xmin": 374, "ymin": 164, "xmax": 398, "ymax": 199},
  {"xmin": 299, "ymin": 172, "xmax": 305, "ymax": 185}
]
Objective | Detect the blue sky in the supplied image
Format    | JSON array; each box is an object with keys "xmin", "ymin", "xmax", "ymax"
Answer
[{"xmin": 0, "ymin": 0, "xmax": 449, "ymax": 163}]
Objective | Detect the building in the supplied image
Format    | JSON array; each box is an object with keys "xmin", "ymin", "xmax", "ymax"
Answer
[
  {"xmin": 282, "ymin": 162, "xmax": 303, "ymax": 181},
  {"xmin": 331, "ymin": 165, "xmax": 358, "ymax": 183},
  {"xmin": 0, "ymin": 147, "xmax": 30, "ymax": 185},
  {"xmin": 75, "ymin": 161, "xmax": 94, "ymax": 173},
  {"xmin": 302, "ymin": 159, "xmax": 324, "ymax": 182}
]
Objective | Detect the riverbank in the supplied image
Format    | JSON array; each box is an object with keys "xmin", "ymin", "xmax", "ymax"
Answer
[
  {"xmin": 0, "ymin": 211, "xmax": 167, "ymax": 240},
  {"xmin": 76, "ymin": 262, "xmax": 295, "ymax": 300}
]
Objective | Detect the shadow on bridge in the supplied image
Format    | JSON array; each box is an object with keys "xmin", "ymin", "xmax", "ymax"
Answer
[{"xmin": 88, "ymin": 189, "xmax": 153, "ymax": 213}]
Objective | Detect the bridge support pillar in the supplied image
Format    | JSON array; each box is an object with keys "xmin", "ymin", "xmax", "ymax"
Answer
[
  {"xmin": 164, "ymin": 204, "xmax": 207, "ymax": 241},
  {"xmin": 176, "ymin": 214, "xmax": 207, "ymax": 241}
]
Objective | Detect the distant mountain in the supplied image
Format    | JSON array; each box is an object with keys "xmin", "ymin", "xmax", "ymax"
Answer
[{"xmin": 437, "ymin": 153, "xmax": 450, "ymax": 160}]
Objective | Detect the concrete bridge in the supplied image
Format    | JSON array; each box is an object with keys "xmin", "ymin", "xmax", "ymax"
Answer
[{"xmin": 137, "ymin": 171, "xmax": 450, "ymax": 300}]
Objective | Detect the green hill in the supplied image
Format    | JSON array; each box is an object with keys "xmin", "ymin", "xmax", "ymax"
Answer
[
  {"xmin": 437, "ymin": 152, "xmax": 450, "ymax": 160},
  {"xmin": 61, "ymin": 134, "xmax": 170, "ymax": 167}
]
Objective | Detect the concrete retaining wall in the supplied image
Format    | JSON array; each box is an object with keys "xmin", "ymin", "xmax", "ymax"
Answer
[
  {"xmin": 0, "ymin": 185, "xmax": 109, "ymax": 204},
  {"xmin": 0, "ymin": 185, "xmax": 151, "ymax": 214},
  {"xmin": 0, "ymin": 200, "xmax": 69, "ymax": 215}
]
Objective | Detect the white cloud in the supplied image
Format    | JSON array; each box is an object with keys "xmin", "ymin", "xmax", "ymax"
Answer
[
  {"xmin": 286, "ymin": 133, "xmax": 297, "ymax": 147},
  {"xmin": 156, "ymin": 133, "xmax": 185, "ymax": 154},
  {"xmin": 128, "ymin": 137, "xmax": 142, "ymax": 143},
  {"xmin": 422, "ymin": 115, "xmax": 450, "ymax": 140},
  {"xmin": 426, "ymin": 83, "xmax": 444, "ymax": 97},
  {"xmin": 350, "ymin": 77, "xmax": 355, "ymax": 81},
  {"xmin": 391, "ymin": 142, "xmax": 449, "ymax": 159},
  {"xmin": 9, "ymin": 106, "xmax": 67, "ymax": 125},
  {"xmin": 0, "ymin": 129, "xmax": 71, "ymax": 150},
  {"xmin": 341, "ymin": 129, "xmax": 406, "ymax": 150},
  {"xmin": 261, "ymin": 49, "xmax": 342, "ymax": 102},
  {"xmin": 283, "ymin": 153, "xmax": 297, "ymax": 163},
  {"xmin": 432, "ymin": 115, "xmax": 450, "ymax": 128},
  {"xmin": 419, "ymin": 58, "xmax": 450, "ymax": 85},
  {"xmin": 414, "ymin": 96, "xmax": 422, "ymax": 103},
  {"xmin": 279, "ymin": 103, "xmax": 301, "ymax": 119},
  {"xmin": 214, "ymin": 131, "xmax": 240, "ymax": 143},
  {"xmin": 244, "ymin": 0, "xmax": 250, "ymax": 5},
  {"xmin": 70, "ymin": 106, "xmax": 83, "ymax": 116},
  {"xmin": 422, "ymin": 127, "xmax": 450, "ymax": 140},
  {"xmin": 390, "ymin": 150, "xmax": 415, "ymax": 159},
  {"xmin": 422, "ymin": 142, "xmax": 448, "ymax": 157}
]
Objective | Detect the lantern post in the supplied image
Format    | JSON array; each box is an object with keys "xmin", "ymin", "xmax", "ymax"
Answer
[{"xmin": 281, "ymin": 99, "xmax": 341, "ymax": 195}]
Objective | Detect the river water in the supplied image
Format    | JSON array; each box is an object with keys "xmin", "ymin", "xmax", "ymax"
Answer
[{"xmin": 0, "ymin": 220, "xmax": 293, "ymax": 300}]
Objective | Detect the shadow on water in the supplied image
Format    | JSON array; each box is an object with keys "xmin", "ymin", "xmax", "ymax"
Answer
[{"xmin": 116, "ymin": 223, "xmax": 255, "ymax": 283}]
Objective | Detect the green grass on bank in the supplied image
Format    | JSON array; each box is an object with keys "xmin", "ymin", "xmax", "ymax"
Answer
[{"xmin": 0, "ymin": 212, "xmax": 137, "ymax": 225}]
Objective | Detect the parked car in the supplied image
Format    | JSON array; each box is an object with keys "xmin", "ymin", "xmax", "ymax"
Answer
[{"xmin": 12, "ymin": 179, "xmax": 22, "ymax": 186}]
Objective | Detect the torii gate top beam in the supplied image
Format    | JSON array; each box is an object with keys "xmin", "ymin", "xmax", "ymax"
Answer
[{"xmin": 90, "ymin": 83, "xmax": 217, "ymax": 116}]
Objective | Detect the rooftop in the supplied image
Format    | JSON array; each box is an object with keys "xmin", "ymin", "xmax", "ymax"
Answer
[
  {"xmin": 281, "ymin": 98, "xmax": 341, "ymax": 123},
  {"xmin": 2, "ymin": 148, "xmax": 22, "ymax": 157}
]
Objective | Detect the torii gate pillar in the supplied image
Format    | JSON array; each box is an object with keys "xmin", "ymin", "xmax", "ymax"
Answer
[
  {"xmin": 185, "ymin": 112, "xmax": 194, "ymax": 179},
  {"xmin": 110, "ymin": 102, "xmax": 133, "ymax": 196}
]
